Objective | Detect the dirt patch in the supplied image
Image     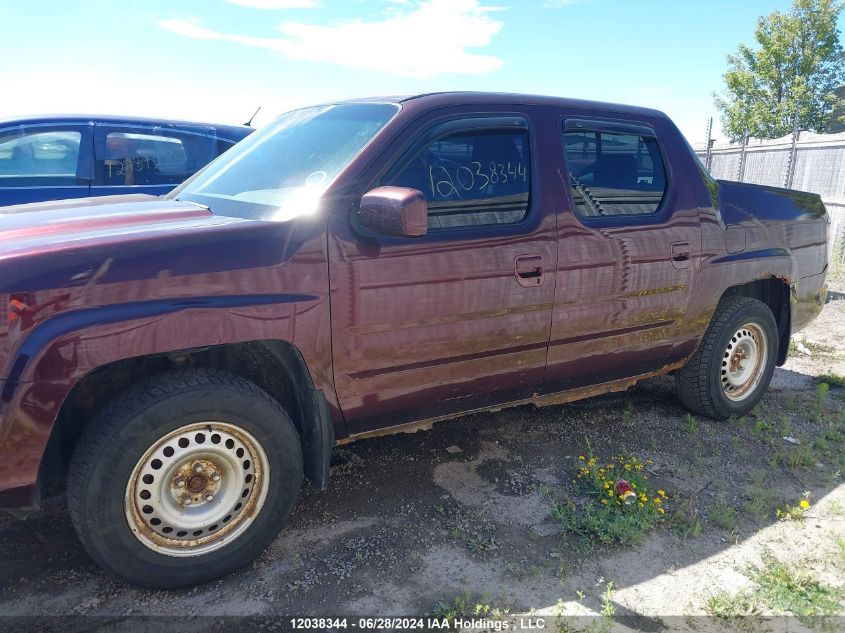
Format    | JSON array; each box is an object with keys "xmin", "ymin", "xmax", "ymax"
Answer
[{"xmin": 2, "ymin": 281, "xmax": 845, "ymax": 624}]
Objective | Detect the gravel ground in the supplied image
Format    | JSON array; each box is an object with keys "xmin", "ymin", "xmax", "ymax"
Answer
[{"xmin": 2, "ymin": 278, "xmax": 845, "ymax": 631}]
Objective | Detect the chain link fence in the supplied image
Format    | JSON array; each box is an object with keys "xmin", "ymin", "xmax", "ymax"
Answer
[{"xmin": 692, "ymin": 131, "xmax": 845, "ymax": 270}]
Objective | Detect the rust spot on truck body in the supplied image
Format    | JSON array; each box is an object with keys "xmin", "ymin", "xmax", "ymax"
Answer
[{"xmin": 337, "ymin": 357, "xmax": 691, "ymax": 446}]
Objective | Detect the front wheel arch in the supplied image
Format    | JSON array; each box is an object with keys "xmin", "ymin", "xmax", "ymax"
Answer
[{"xmin": 39, "ymin": 339, "xmax": 334, "ymax": 503}]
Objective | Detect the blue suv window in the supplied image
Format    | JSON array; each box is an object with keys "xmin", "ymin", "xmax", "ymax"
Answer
[
  {"xmin": 0, "ymin": 128, "xmax": 82, "ymax": 186},
  {"xmin": 96, "ymin": 129, "xmax": 215, "ymax": 187}
]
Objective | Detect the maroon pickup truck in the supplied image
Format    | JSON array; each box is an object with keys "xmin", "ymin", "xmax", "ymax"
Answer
[{"xmin": 0, "ymin": 93, "xmax": 829, "ymax": 588}]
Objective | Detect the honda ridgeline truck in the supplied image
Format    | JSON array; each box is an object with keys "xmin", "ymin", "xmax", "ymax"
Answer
[{"xmin": 0, "ymin": 93, "xmax": 829, "ymax": 588}]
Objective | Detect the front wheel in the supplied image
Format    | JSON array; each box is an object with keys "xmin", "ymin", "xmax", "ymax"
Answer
[
  {"xmin": 675, "ymin": 296, "xmax": 779, "ymax": 420},
  {"xmin": 67, "ymin": 369, "xmax": 303, "ymax": 588}
]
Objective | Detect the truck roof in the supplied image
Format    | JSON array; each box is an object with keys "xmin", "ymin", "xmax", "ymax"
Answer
[{"xmin": 338, "ymin": 91, "xmax": 670, "ymax": 121}]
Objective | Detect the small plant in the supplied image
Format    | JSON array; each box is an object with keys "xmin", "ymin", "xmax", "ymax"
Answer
[
  {"xmin": 818, "ymin": 372, "xmax": 845, "ymax": 388},
  {"xmin": 683, "ymin": 413, "xmax": 698, "ymax": 434},
  {"xmin": 431, "ymin": 591, "xmax": 509, "ymax": 624},
  {"xmin": 670, "ymin": 504, "xmax": 703, "ymax": 540},
  {"xmin": 709, "ymin": 497, "xmax": 738, "ymax": 531},
  {"xmin": 742, "ymin": 470, "xmax": 776, "ymax": 520},
  {"xmin": 749, "ymin": 552, "xmax": 840, "ymax": 621},
  {"xmin": 776, "ymin": 493, "xmax": 811, "ymax": 521},
  {"xmin": 600, "ymin": 581, "xmax": 615, "ymax": 618},
  {"xmin": 815, "ymin": 382, "xmax": 830, "ymax": 423},
  {"xmin": 784, "ymin": 442, "xmax": 816, "ymax": 470},
  {"xmin": 827, "ymin": 500, "xmax": 844, "ymax": 517},
  {"xmin": 466, "ymin": 535, "xmax": 496, "ymax": 552},
  {"xmin": 835, "ymin": 537, "xmax": 845, "ymax": 568},
  {"xmin": 549, "ymin": 454, "xmax": 668, "ymax": 545},
  {"xmin": 752, "ymin": 417, "xmax": 771, "ymax": 435},
  {"xmin": 709, "ymin": 552, "xmax": 841, "ymax": 623},
  {"xmin": 707, "ymin": 589, "xmax": 761, "ymax": 618}
]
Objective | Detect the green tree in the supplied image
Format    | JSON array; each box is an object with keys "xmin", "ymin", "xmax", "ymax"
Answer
[{"xmin": 714, "ymin": 0, "xmax": 845, "ymax": 141}]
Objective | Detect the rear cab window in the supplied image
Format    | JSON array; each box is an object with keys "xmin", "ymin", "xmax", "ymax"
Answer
[
  {"xmin": 562, "ymin": 120, "xmax": 668, "ymax": 219},
  {"xmin": 384, "ymin": 119, "xmax": 531, "ymax": 230}
]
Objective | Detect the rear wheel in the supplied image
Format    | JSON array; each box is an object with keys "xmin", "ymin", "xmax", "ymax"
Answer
[
  {"xmin": 67, "ymin": 369, "xmax": 303, "ymax": 588},
  {"xmin": 676, "ymin": 296, "xmax": 779, "ymax": 420}
]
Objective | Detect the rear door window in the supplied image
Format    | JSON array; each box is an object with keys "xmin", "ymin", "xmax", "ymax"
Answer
[
  {"xmin": 94, "ymin": 126, "xmax": 215, "ymax": 187},
  {"xmin": 562, "ymin": 126, "xmax": 667, "ymax": 218}
]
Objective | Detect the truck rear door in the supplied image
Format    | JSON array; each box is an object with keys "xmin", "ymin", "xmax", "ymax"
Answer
[
  {"xmin": 328, "ymin": 107, "xmax": 558, "ymax": 434},
  {"xmin": 541, "ymin": 114, "xmax": 701, "ymax": 394}
]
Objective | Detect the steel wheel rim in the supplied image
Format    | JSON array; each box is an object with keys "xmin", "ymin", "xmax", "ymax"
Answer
[
  {"xmin": 125, "ymin": 421, "xmax": 269, "ymax": 557},
  {"xmin": 721, "ymin": 322, "xmax": 768, "ymax": 402}
]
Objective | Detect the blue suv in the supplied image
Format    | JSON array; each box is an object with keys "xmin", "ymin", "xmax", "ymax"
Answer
[{"xmin": 0, "ymin": 115, "xmax": 253, "ymax": 206}]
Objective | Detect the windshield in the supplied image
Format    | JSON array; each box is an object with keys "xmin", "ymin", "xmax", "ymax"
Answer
[{"xmin": 170, "ymin": 102, "xmax": 400, "ymax": 221}]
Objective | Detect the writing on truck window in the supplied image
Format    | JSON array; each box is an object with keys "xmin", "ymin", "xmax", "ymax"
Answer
[
  {"xmin": 389, "ymin": 129, "xmax": 531, "ymax": 229},
  {"xmin": 429, "ymin": 160, "xmax": 528, "ymax": 200}
]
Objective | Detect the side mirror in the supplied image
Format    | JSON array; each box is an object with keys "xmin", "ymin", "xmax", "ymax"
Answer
[{"xmin": 359, "ymin": 186, "xmax": 427, "ymax": 237}]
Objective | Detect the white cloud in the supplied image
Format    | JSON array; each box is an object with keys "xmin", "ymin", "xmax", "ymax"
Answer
[
  {"xmin": 160, "ymin": 0, "xmax": 504, "ymax": 78},
  {"xmin": 223, "ymin": 0, "xmax": 319, "ymax": 9}
]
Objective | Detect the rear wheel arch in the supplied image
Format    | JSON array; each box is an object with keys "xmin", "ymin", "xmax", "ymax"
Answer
[
  {"xmin": 39, "ymin": 339, "xmax": 334, "ymax": 501},
  {"xmin": 719, "ymin": 278, "xmax": 791, "ymax": 366},
  {"xmin": 677, "ymin": 294, "xmax": 779, "ymax": 419}
]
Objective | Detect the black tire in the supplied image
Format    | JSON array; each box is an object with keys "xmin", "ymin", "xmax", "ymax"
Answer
[
  {"xmin": 66, "ymin": 368, "xmax": 303, "ymax": 589},
  {"xmin": 675, "ymin": 296, "xmax": 779, "ymax": 420}
]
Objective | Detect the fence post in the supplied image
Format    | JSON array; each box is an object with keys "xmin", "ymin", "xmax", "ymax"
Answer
[
  {"xmin": 738, "ymin": 135, "xmax": 748, "ymax": 182},
  {"xmin": 705, "ymin": 118, "xmax": 713, "ymax": 171},
  {"xmin": 785, "ymin": 121, "xmax": 800, "ymax": 189}
]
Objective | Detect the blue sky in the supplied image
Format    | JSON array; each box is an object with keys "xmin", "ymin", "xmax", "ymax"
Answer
[{"xmin": 2, "ymin": 0, "xmax": 842, "ymax": 142}]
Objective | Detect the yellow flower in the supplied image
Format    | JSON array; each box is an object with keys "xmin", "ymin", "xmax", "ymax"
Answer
[
  {"xmin": 639, "ymin": 502, "xmax": 644, "ymax": 508},
  {"xmin": 601, "ymin": 499, "xmax": 608, "ymax": 505},
  {"xmin": 799, "ymin": 499, "xmax": 810, "ymax": 510},
  {"xmin": 658, "ymin": 508, "xmax": 665, "ymax": 514},
  {"xmin": 658, "ymin": 490, "xmax": 666, "ymax": 497},
  {"xmin": 653, "ymin": 497, "xmax": 661, "ymax": 504},
  {"xmin": 579, "ymin": 455, "xmax": 585, "ymax": 461},
  {"xmin": 624, "ymin": 464, "xmax": 631, "ymax": 471},
  {"xmin": 607, "ymin": 490, "xmax": 614, "ymax": 498}
]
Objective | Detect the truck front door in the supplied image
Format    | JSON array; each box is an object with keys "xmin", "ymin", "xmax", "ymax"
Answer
[{"xmin": 329, "ymin": 109, "xmax": 558, "ymax": 434}]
